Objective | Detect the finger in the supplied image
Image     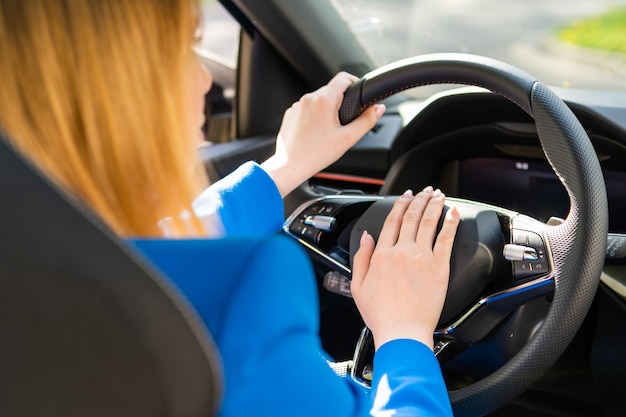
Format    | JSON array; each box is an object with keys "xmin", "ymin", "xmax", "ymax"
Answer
[
  {"xmin": 301, "ymin": 72, "xmax": 358, "ymax": 111},
  {"xmin": 327, "ymin": 72, "xmax": 361, "ymax": 110},
  {"xmin": 300, "ymin": 73, "xmax": 357, "ymax": 114},
  {"xmin": 433, "ymin": 205, "xmax": 461, "ymax": 259},
  {"xmin": 396, "ymin": 186, "xmax": 435, "ymax": 243},
  {"xmin": 327, "ymin": 71, "xmax": 359, "ymax": 92},
  {"xmin": 415, "ymin": 189, "xmax": 447, "ymax": 250},
  {"xmin": 351, "ymin": 230, "xmax": 375, "ymax": 290},
  {"xmin": 376, "ymin": 190, "xmax": 414, "ymax": 247}
]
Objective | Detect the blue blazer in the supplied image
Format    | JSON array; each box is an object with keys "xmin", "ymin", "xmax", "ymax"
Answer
[{"xmin": 129, "ymin": 162, "xmax": 452, "ymax": 417}]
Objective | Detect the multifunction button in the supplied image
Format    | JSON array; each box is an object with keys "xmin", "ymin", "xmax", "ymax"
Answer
[
  {"xmin": 510, "ymin": 229, "xmax": 550, "ymax": 282},
  {"xmin": 305, "ymin": 203, "xmax": 339, "ymax": 216},
  {"xmin": 503, "ymin": 244, "xmax": 538, "ymax": 261},
  {"xmin": 606, "ymin": 233, "xmax": 626, "ymax": 263},
  {"xmin": 289, "ymin": 219, "xmax": 322, "ymax": 244},
  {"xmin": 304, "ymin": 215, "xmax": 336, "ymax": 232}
]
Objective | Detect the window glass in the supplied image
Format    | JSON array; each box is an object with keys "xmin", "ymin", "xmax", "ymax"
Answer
[
  {"xmin": 197, "ymin": 0, "xmax": 239, "ymax": 68},
  {"xmin": 330, "ymin": 0, "xmax": 626, "ymax": 97},
  {"xmin": 197, "ymin": 1, "xmax": 240, "ymax": 143}
]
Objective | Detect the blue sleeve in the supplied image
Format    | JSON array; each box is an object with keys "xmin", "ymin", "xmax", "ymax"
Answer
[
  {"xmin": 371, "ymin": 339, "xmax": 453, "ymax": 417},
  {"xmin": 127, "ymin": 236, "xmax": 452, "ymax": 417},
  {"xmin": 193, "ymin": 161, "xmax": 284, "ymax": 237},
  {"xmin": 215, "ymin": 236, "xmax": 371, "ymax": 417}
]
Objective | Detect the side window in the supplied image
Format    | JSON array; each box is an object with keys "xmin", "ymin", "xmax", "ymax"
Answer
[{"xmin": 197, "ymin": 1, "xmax": 240, "ymax": 143}]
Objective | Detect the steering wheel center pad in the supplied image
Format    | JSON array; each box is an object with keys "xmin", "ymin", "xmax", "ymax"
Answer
[{"xmin": 349, "ymin": 197, "xmax": 508, "ymax": 326}]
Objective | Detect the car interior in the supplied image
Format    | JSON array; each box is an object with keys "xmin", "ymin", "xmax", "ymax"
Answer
[
  {"xmin": 1, "ymin": 0, "xmax": 624, "ymax": 416},
  {"xmin": 200, "ymin": 1, "xmax": 626, "ymax": 416}
]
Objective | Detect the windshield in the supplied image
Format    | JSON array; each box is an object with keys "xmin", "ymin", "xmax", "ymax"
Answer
[{"xmin": 330, "ymin": 0, "xmax": 626, "ymax": 96}]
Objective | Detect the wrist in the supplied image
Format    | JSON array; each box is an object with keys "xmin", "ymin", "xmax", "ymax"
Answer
[
  {"xmin": 371, "ymin": 324, "xmax": 435, "ymax": 351},
  {"xmin": 261, "ymin": 154, "xmax": 304, "ymax": 198}
]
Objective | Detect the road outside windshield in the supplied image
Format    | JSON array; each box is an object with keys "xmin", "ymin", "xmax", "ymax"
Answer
[{"xmin": 330, "ymin": 0, "xmax": 626, "ymax": 95}]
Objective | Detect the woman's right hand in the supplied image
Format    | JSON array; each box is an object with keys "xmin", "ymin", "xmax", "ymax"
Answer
[
  {"xmin": 261, "ymin": 72, "xmax": 385, "ymax": 198},
  {"xmin": 350, "ymin": 187, "xmax": 461, "ymax": 351}
]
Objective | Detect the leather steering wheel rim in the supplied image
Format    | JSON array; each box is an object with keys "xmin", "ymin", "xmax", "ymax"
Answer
[{"xmin": 339, "ymin": 53, "xmax": 608, "ymax": 416}]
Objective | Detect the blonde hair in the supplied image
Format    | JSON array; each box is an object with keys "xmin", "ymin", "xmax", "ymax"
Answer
[{"xmin": 0, "ymin": 0, "xmax": 207, "ymax": 237}]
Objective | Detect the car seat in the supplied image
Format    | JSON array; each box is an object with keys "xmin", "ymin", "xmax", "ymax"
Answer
[{"xmin": 0, "ymin": 130, "xmax": 222, "ymax": 417}]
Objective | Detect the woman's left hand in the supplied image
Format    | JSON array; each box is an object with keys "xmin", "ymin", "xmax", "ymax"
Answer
[
  {"xmin": 350, "ymin": 188, "xmax": 461, "ymax": 351},
  {"xmin": 262, "ymin": 72, "xmax": 385, "ymax": 197}
]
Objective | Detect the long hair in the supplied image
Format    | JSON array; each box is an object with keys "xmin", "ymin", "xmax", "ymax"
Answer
[{"xmin": 0, "ymin": 0, "xmax": 208, "ymax": 237}]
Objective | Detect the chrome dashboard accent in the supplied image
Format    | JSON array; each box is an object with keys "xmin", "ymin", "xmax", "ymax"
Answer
[
  {"xmin": 601, "ymin": 266, "xmax": 626, "ymax": 300},
  {"xmin": 304, "ymin": 215, "xmax": 336, "ymax": 232},
  {"xmin": 433, "ymin": 339, "xmax": 453, "ymax": 357},
  {"xmin": 285, "ymin": 233, "xmax": 352, "ymax": 274},
  {"xmin": 503, "ymin": 243, "xmax": 539, "ymax": 261},
  {"xmin": 361, "ymin": 365, "xmax": 373, "ymax": 381},
  {"xmin": 435, "ymin": 274, "xmax": 555, "ymax": 336},
  {"xmin": 350, "ymin": 327, "xmax": 374, "ymax": 389}
]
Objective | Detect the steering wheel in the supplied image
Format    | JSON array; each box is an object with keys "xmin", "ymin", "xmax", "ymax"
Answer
[{"xmin": 337, "ymin": 54, "xmax": 608, "ymax": 416}]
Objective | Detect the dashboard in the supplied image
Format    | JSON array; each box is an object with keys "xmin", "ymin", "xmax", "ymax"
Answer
[
  {"xmin": 457, "ymin": 156, "xmax": 626, "ymax": 233},
  {"xmin": 313, "ymin": 87, "xmax": 626, "ymax": 237}
]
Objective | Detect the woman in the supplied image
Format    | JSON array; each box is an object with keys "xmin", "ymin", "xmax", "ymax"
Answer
[{"xmin": 0, "ymin": 0, "xmax": 460, "ymax": 416}]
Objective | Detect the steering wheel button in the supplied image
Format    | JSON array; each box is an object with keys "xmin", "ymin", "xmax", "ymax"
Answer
[
  {"xmin": 606, "ymin": 233, "xmax": 626, "ymax": 260},
  {"xmin": 323, "ymin": 271, "xmax": 352, "ymax": 298},
  {"xmin": 511, "ymin": 230, "xmax": 547, "ymax": 258},
  {"xmin": 513, "ymin": 259, "xmax": 549, "ymax": 282},
  {"xmin": 304, "ymin": 204, "xmax": 321, "ymax": 216},
  {"xmin": 514, "ymin": 261, "xmax": 535, "ymax": 280},
  {"xmin": 289, "ymin": 221, "xmax": 305, "ymax": 235},
  {"xmin": 513, "ymin": 230, "xmax": 537, "ymax": 245},
  {"xmin": 302, "ymin": 226, "xmax": 321, "ymax": 244}
]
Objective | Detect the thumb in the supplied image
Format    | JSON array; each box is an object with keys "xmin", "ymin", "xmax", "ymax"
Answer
[
  {"xmin": 351, "ymin": 230, "xmax": 375, "ymax": 291},
  {"xmin": 342, "ymin": 104, "xmax": 385, "ymax": 144}
]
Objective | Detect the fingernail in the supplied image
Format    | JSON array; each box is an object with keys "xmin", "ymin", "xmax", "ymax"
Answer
[
  {"xmin": 423, "ymin": 186, "xmax": 433, "ymax": 193},
  {"xmin": 375, "ymin": 104, "xmax": 386, "ymax": 117},
  {"xmin": 402, "ymin": 189, "xmax": 413, "ymax": 199},
  {"xmin": 433, "ymin": 189, "xmax": 442, "ymax": 197},
  {"xmin": 360, "ymin": 230, "xmax": 369, "ymax": 245}
]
